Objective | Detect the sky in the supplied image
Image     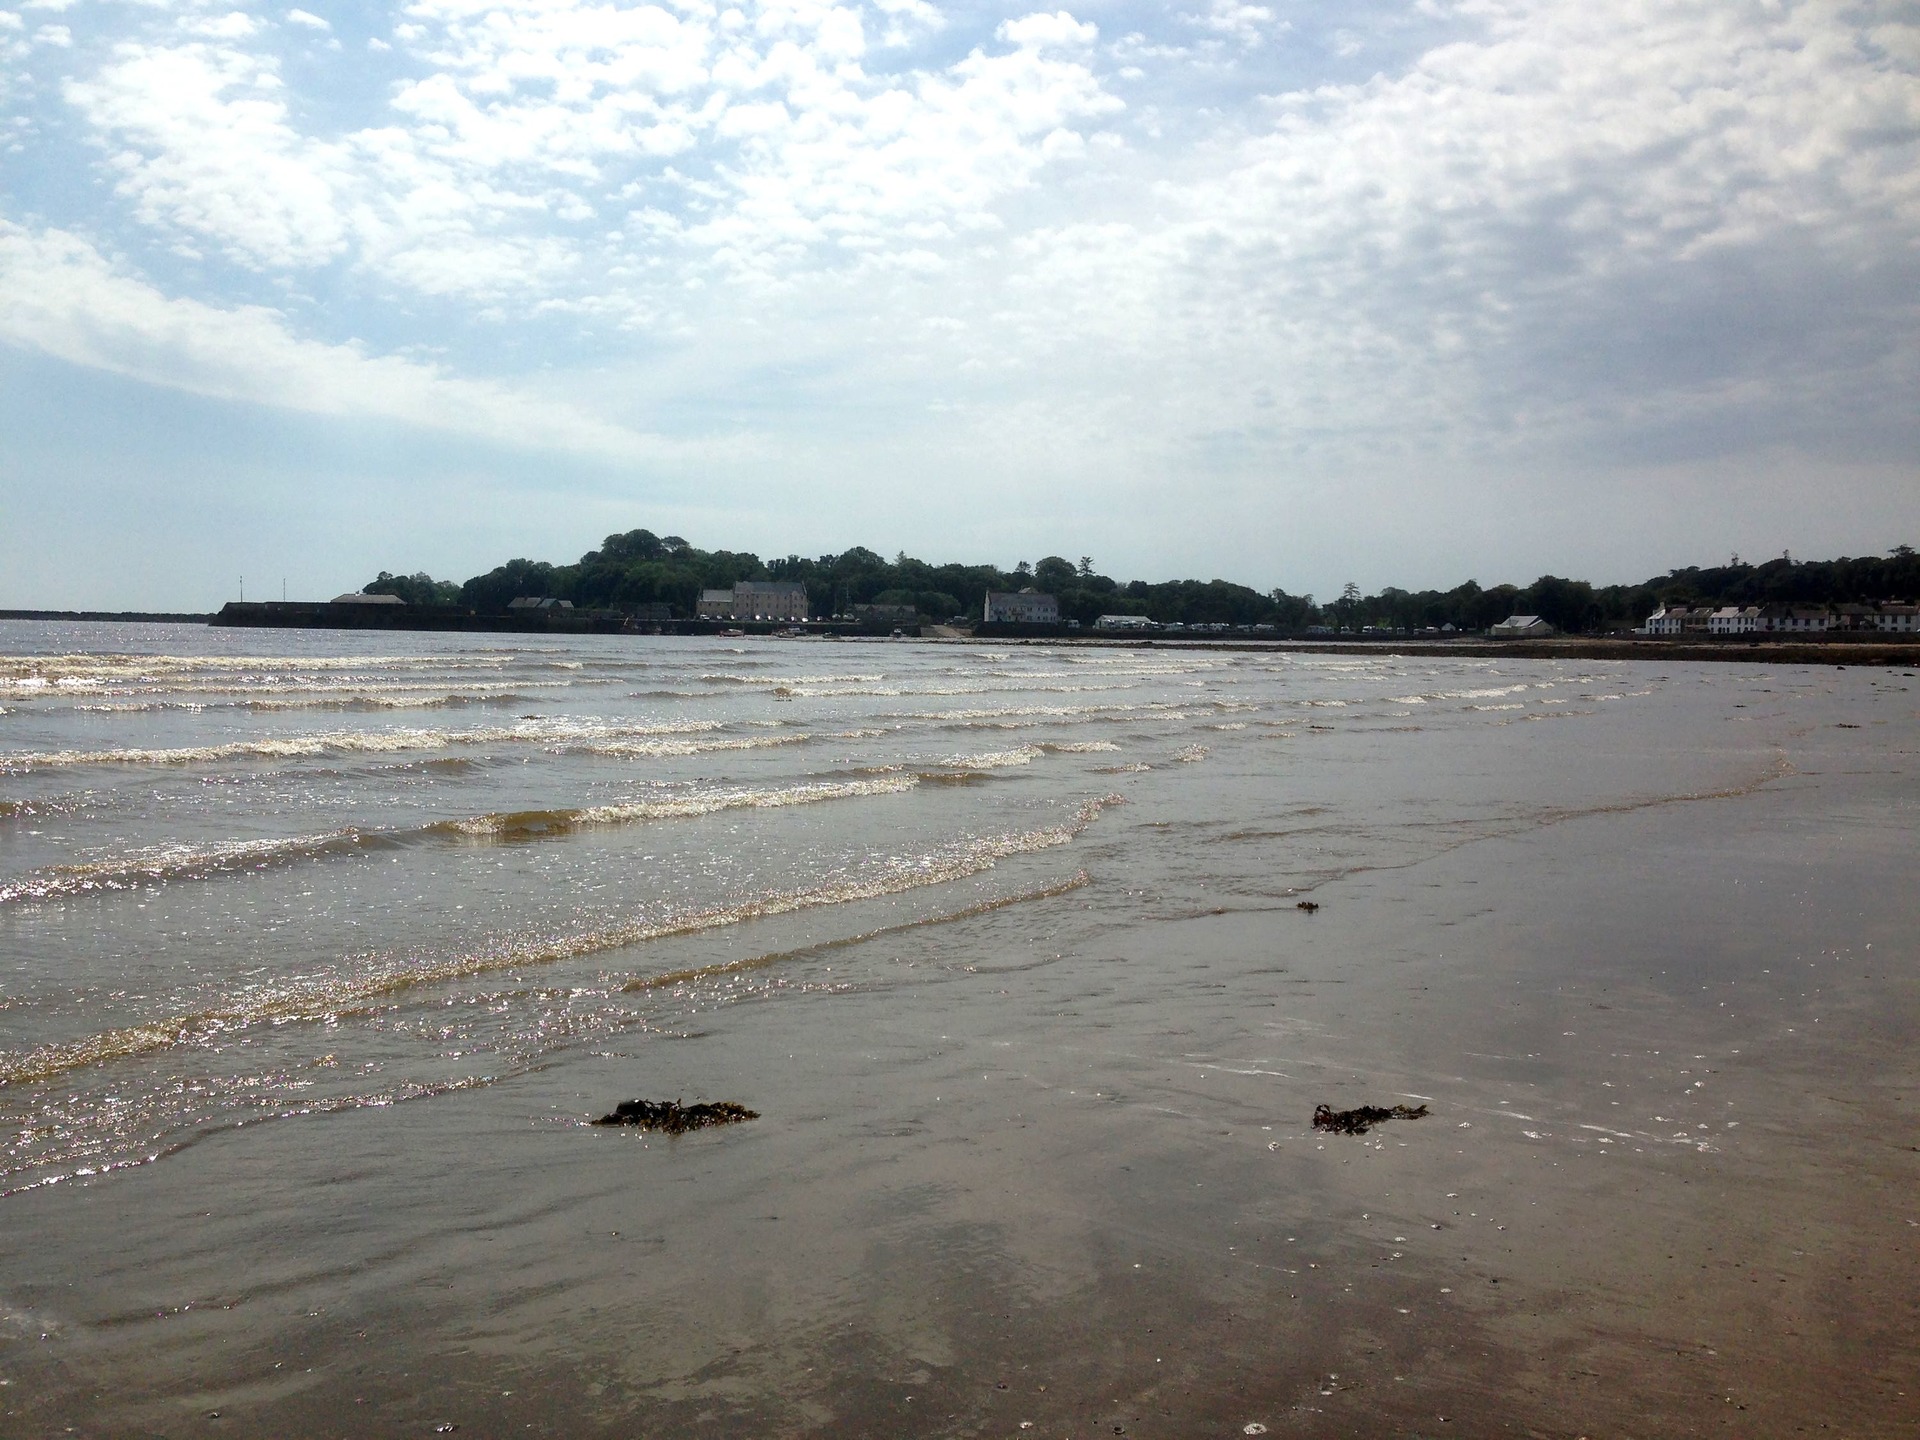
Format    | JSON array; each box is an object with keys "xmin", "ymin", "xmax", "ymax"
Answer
[{"xmin": 1, "ymin": 0, "xmax": 1917, "ymax": 610}]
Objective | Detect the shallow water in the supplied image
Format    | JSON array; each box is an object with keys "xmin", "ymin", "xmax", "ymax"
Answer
[
  {"xmin": 3, "ymin": 621, "xmax": 1917, "ymax": 1434},
  {"xmin": 0, "ymin": 622, "xmax": 1746, "ymax": 1198}
]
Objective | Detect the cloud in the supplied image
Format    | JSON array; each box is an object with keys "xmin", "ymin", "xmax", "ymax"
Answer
[
  {"xmin": 1185, "ymin": 2, "xmax": 1278, "ymax": 48},
  {"xmin": 995, "ymin": 0, "xmax": 1920, "ymax": 455},
  {"xmin": 13, "ymin": 0, "xmax": 1920, "ymax": 545},
  {"xmin": 59, "ymin": 2, "xmax": 1124, "ymax": 305},
  {"xmin": 64, "ymin": 42, "xmax": 355, "ymax": 268},
  {"xmin": 285, "ymin": 9, "xmax": 331, "ymax": 30},
  {"xmin": 997, "ymin": 11, "xmax": 1097, "ymax": 49},
  {"xmin": 0, "ymin": 224, "xmax": 684, "ymax": 462}
]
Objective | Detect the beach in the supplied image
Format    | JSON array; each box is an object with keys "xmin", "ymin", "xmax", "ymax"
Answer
[{"xmin": 1, "ymin": 623, "xmax": 1915, "ymax": 1436}]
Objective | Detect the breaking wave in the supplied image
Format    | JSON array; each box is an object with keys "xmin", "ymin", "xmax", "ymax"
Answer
[
  {"xmin": 0, "ymin": 718, "xmax": 763, "ymax": 772},
  {"xmin": 0, "ymin": 796, "xmax": 1123, "ymax": 1087},
  {"xmin": 0, "ymin": 777, "xmax": 920, "ymax": 905}
]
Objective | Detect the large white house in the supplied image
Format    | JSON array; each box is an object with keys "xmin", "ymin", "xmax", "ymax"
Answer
[
  {"xmin": 1708, "ymin": 605, "xmax": 1761, "ymax": 635},
  {"xmin": 1639, "ymin": 605, "xmax": 1707, "ymax": 635},
  {"xmin": 984, "ymin": 590, "xmax": 1060, "ymax": 624},
  {"xmin": 1875, "ymin": 604, "xmax": 1920, "ymax": 632}
]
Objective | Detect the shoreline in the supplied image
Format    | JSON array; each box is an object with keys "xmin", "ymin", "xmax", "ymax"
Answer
[{"xmin": 7, "ymin": 610, "xmax": 1917, "ymax": 665}]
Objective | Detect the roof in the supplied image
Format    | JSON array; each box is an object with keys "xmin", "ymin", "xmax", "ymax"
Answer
[{"xmin": 332, "ymin": 592, "xmax": 405, "ymax": 604}]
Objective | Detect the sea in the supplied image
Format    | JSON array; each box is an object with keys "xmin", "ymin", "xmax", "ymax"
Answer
[
  {"xmin": 0, "ymin": 623, "xmax": 1801, "ymax": 1197},
  {"xmin": 5, "ymin": 620, "xmax": 1915, "ymax": 1435}
]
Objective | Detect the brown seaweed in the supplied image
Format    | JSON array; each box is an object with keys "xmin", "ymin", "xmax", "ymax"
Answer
[
  {"xmin": 1312, "ymin": 1102, "xmax": 1429, "ymax": 1135},
  {"xmin": 592, "ymin": 1099, "xmax": 759, "ymax": 1133}
]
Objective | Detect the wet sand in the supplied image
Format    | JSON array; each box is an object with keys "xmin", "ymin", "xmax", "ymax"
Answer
[{"xmin": 4, "ymin": 713, "xmax": 1917, "ymax": 1437}]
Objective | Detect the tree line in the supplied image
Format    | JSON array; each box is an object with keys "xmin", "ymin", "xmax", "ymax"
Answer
[{"xmin": 362, "ymin": 534, "xmax": 1918, "ymax": 634}]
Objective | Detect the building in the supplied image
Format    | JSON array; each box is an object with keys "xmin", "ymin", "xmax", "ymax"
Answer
[
  {"xmin": 1708, "ymin": 605, "xmax": 1762, "ymax": 635},
  {"xmin": 732, "ymin": 581, "xmax": 810, "ymax": 621},
  {"xmin": 1758, "ymin": 605, "xmax": 1829, "ymax": 632},
  {"xmin": 507, "ymin": 596, "xmax": 572, "ymax": 610},
  {"xmin": 1874, "ymin": 603, "xmax": 1919, "ymax": 633},
  {"xmin": 696, "ymin": 589, "xmax": 735, "ymax": 619},
  {"xmin": 1095, "ymin": 614, "xmax": 1154, "ymax": 630},
  {"xmin": 1642, "ymin": 605, "xmax": 1718, "ymax": 634},
  {"xmin": 1490, "ymin": 615, "xmax": 1556, "ymax": 637},
  {"xmin": 331, "ymin": 591, "xmax": 406, "ymax": 605},
  {"xmin": 983, "ymin": 589, "xmax": 1060, "ymax": 624},
  {"xmin": 851, "ymin": 603, "xmax": 918, "ymax": 626}
]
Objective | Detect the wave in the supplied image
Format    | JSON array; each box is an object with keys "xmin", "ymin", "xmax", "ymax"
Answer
[
  {"xmin": 926, "ymin": 746, "xmax": 1043, "ymax": 769},
  {"xmin": 621, "ymin": 871, "xmax": 1093, "ymax": 994},
  {"xmin": 698, "ymin": 672, "xmax": 886, "ymax": 686},
  {"xmin": 1172, "ymin": 744, "xmax": 1211, "ymax": 763},
  {"xmin": 424, "ymin": 776, "xmax": 915, "ymax": 840},
  {"xmin": 0, "ymin": 718, "xmax": 742, "ymax": 772},
  {"xmin": 0, "ymin": 833, "xmax": 380, "ymax": 903},
  {"xmin": 60, "ymin": 692, "xmax": 543, "ymax": 715},
  {"xmin": 0, "ymin": 796, "xmax": 1124, "ymax": 1087},
  {"xmin": 0, "ymin": 777, "xmax": 920, "ymax": 905},
  {"xmin": 559, "ymin": 734, "xmax": 811, "ymax": 760}
]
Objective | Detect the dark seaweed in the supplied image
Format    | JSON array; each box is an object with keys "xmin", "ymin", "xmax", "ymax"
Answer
[
  {"xmin": 593, "ymin": 1099, "xmax": 759, "ymax": 1133},
  {"xmin": 1312, "ymin": 1102, "xmax": 1429, "ymax": 1135}
]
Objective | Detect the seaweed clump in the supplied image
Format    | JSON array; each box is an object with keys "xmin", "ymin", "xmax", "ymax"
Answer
[
  {"xmin": 593, "ymin": 1099, "xmax": 759, "ymax": 1134},
  {"xmin": 1312, "ymin": 1102, "xmax": 1429, "ymax": 1135}
]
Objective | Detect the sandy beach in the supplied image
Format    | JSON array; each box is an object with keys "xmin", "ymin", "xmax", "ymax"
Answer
[{"xmin": 1, "ymin": 630, "xmax": 1915, "ymax": 1437}]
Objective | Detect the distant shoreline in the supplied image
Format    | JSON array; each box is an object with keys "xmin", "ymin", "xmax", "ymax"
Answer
[
  {"xmin": 4, "ymin": 609, "xmax": 1915, "ymax": 665},
  {"xmin": 0, "ymin": 609, "xmax": 213, "ymax": 624}
]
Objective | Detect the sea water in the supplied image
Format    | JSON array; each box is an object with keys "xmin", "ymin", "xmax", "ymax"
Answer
[
  {"xmin": 0, "ymin": 623, "xmax": 1824, "ymax": 1201},
  {"xmin": 7, "ymin": 621, "xmax": 1920, "ymax": 1434}
]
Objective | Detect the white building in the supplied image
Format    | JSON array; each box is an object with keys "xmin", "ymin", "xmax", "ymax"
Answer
[
  {"xmin": 1759, "ymin": 605, "xmax": 1830, "ymax": 632},
  {"xmin": 1874, "ymin": 604, "xmax": 1919, "ymax": 633},
  {"xmin": 1645, "ymin": 605, "xmax": 1718, "ymax": 634},
  {"xmin": 1095, "ymin": 614, "xmax": 1154, "ymax": 630},
  {"xmin": 732, "ymin": 581, "xmax": 810, "ymax": 620},
  {"xmin": 1490, "ymin": 614, "xmax": 1556, "ymax": 637},
  {"xmin": 984, "ymin": 590, "xmax": 1061, "ymax": 624},
  {"xmin": 1708, "ymin": 605, "xmax": 1762, "ymax": 635}
]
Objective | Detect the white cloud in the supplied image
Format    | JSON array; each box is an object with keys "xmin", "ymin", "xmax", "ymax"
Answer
[
  {"xmin": 65, "ymin": 43, "xmax": 355, "ymax": 268},
  {"xmin": 59, "ymin": 2, "xmax": 1124, "ymax": 303},
  {"xmin": 285, "ymin": 9, "xmax": 332, "ymax": 31},
  {"xmin": 0, "ymin": 223, "xmax": 683, "ymax": 462},
  {"xmin": 1186, "ymin": 2, "xmax": 1278, "ymax": 48},
  {"xmin": 997, "ymin": 11, "xmax": 1096, "ymax": 50},
  {"xmin": 16, "ymin": 0, "xmax": 1920, "ymax": 522},
  {"xmin": 996, "ymin": 0, "xmax": 1920, "ymax": 449}
]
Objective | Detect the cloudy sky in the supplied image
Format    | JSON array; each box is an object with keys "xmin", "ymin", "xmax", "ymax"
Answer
[{"xmin": 2, "ymin": 0, "xmax": 1916, "ymax": 608}]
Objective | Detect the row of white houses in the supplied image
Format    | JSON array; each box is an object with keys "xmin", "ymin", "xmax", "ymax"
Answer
[{"xmin": 1641, "ymin": 602, "xmax": 1920, "ymax": 636}]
